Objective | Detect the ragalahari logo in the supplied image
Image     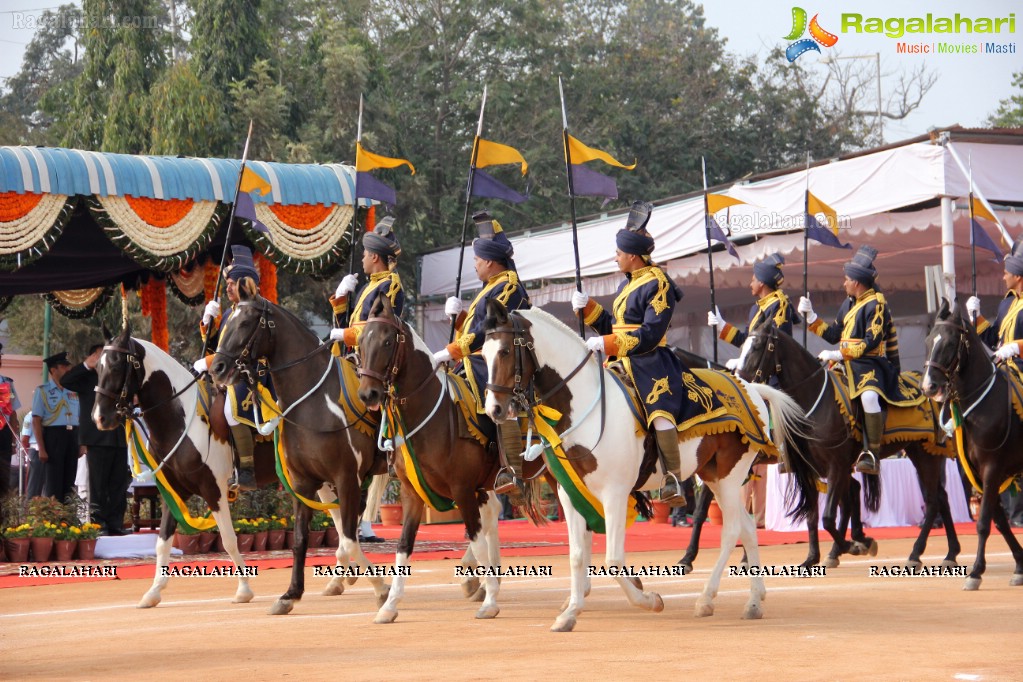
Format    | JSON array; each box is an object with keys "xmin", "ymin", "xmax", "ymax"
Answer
[{"xmin": 784, "ymin": 7, "xmax": 839, "ymax": 62}]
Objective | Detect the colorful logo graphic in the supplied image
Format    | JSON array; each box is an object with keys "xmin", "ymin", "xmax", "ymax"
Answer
[{"xmin": 784, "ymin": 7, "xmax": 839, "ymax": 62}]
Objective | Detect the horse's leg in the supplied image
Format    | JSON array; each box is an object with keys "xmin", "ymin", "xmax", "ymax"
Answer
[
  {"xmin": 847, "ymin": 478, "xmax": 876, "ymax": 555},
  {"xmin": 335, "ymin": 477, "xmax": 388, "ymax": 605},
  {"xmin": 270, "ymin": 492, "xmax": 313, "ymax": 615},
  {"xmin": 603, "ymin": 487, "xmax": 663, "ymax": 615},
  {"xmin": 552, "ymin": 489, "xmax": 591, "ymax": 632},
  {"xmin": 800, "ymin": 499, "xmax": 822, "ymax": 568},
  {"xmin": 459, "ymin": 544, "xmax": 480, "ymax": 599},
  {"xmin": 964, "ymin": 481, "xmax": 1000, "ymax": 590},
  {"xmin": 138, "ymin": 506, "xmax": 176, "ymax": 608},
  {"xmin": 375, "ymin": 489, "xmax": 425, "ymax": 624},
  {"xmin": 321, "ymin": 484, "xmax": 352, "ymax": 596},
  {"xmin": 906, "ymin": 451, "xmax": 940, "ymax": 569},
  {"xmin": 987, "ymin": 483, "xmax": 1023, "ymax": 586},
  {"xmin": 736, "ymin": 492, "xmax": 765, "ymax": 620},
  {"xmin": 470, "ymin": 491, "xmax": 503, "ymax": 604},
  {"xmin": 697, "ymin": 478, "xmax": 744, "ymax": 618},
  {"xmin": 463, "ymin": 493, "xmax": 501, "ymax": 620},
  {"xmin": 935, "ymin": 471, "xmax": 961, "ymax": 568},
  {"xmin": 210, "ymin": 502, "xmax": 252, "ymax": 603},
  {"xmin": 822, "ymin": 479, "xmax": 849, "ymax": 568},
  {"xmin": 678, "ymin": 485, "xmax": 713, "ymax": 573}
]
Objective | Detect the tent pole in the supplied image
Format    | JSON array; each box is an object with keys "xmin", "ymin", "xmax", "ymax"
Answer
[{"xmin": 42, "ymin": 305, "xmax": 51, "ymax": 382}]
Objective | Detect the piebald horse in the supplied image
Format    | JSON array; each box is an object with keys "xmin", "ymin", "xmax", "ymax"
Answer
[
  {"xmin": 921, "ymin": 299, "xmax": 1023, "ymax": 589},
  {"xmin": 209, "ymin": 290, "xmax": 392, "ymax": 615},
  {"xmin": 739, "ymin": 320, "xmax": 961, "ymax": 569},
  {"xmin": 483, "ymin": 302, "xmax": 817, "ymax": 631},
  {"xmin": 356, "ymin": 296, "xmax": 515, "ymax": 622},
  {"xmin": 93, "ymin": 326, "xmax": 261, "ymax": 607}
]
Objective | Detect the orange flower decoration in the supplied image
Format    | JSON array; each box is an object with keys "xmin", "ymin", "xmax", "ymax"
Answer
[
  {"xmin": 254, "ymin": 252, "xmax": 278, "ymax": 304},
  {"xmin": 267, "ymin": 203, "xmax": 332, "ymax": 231},
  {"xmin": 123, "ymin": 195, "xmax": 195, "ymax": 228},
  {"xmin": 0, "ymin": 191, "xmax": 44, "ymax": 222}
]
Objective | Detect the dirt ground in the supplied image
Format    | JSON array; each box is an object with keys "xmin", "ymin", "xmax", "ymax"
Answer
[{"xmin": 2, "ymin": 535, "xmax": 1022, "ymax": 681}]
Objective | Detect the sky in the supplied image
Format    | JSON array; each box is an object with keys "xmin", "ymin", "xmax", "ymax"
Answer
[{"xmin": 0, "ymin": 0, "xmax": 1019, "ymax": 145}]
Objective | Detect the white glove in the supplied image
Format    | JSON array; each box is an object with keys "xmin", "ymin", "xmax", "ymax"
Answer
[
  {"xmin": 571, "ymin": 291, "xmax": 589, "ymax": 312},
  {"xmin": 966, "ymin": 296, "xmax": 981, "ymax": 318},
  {"xmin": 192, "ymin": 357, "xmax": 209, "ymax": 374},
  {"xmin": 994, "ymin": 343, "xmax": 1020, "ymax": 361},
  {"xmin": 798, "ymin": 296, "xmax": 817, "ymax": 325},
  {"xmin": 707, "ymin": 307, "xmax": 726, "ymax": 327},
  {"xmin": 202, "ymin": 300, "xmax": 221, "ymax": 325},
  {"xmin": 585, "ymin": 336, "xmax": 605, "ymax": 354},
  {"xmin": 817, "ymin": 349, "xmax": 843, "ymax": 363},
  {"xmin": 329, "ymin": 328, "xmax": 345, "ymax": 341},
  {"xmin": 724, "ymin": 358, "xmax": 740, "ymax": 371},
  {"xmin": 444, "ymin": 297, "xmax": 463, "ymax": 317},
  {"xmin": 433, "ymin": 348, "xmax": 453, "ymax": 365},
  {"xmin": 335, "ymin": 274, "xmax": 359, "ymax": 298}
]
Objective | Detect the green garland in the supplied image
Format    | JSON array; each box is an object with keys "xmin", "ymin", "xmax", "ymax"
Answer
[
  {"xmin": 42, "ymin": 285, "xmax": 116, "ymax": 319},
  {"xmin": 0, "ymin": 196, "xmax": 77, "ymax": 272}
]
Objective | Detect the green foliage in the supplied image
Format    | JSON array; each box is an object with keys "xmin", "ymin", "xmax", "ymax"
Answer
[{"xmin": 989, "ymin": 71, "xmax": 1023, "ymax": 128}]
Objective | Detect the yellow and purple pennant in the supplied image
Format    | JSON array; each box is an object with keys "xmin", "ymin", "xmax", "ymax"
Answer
[
  {"xmin": 805, "ymin": 191, "xmax": 851, "ymax": 249},
  {"xmin": 355, "ymin": 141, "xmax": 416, "ymax": 206},
  {"xmin": 471, "ymin": 137, "xmax": 529, "ymax": 204},
  {"xmin": 564, "ymin": 134, "xmax": 636, "ymax": 200}
]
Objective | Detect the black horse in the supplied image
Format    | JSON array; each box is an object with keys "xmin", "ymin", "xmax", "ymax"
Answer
[
  {"xmin": 921, "ymin": 299, "xmax": 1023, "ymax": 589},
  {"xmin": 736, "ymin": 320, "xmax": 960, "ymax": 569}
]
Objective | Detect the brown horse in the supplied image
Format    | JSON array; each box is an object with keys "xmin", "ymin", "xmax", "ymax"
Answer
[
  {"xmin": 209, "ymin": 291, "xmax": 391, "ymax": 615},
  {"xmin": 739, "ymin": 320, "xmax": 961, "ymax": 569},
  {"xmin": 921, "ymin": 299, "xmax": 1023, "ymax": 589},
  {"xmin": 356, "ymin": 296, "xmax": 534, "ymax": 622}
]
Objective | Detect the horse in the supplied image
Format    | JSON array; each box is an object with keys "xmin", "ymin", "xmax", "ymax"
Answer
[
  {"xmin": 208, "ymin": 290, "xmax": 394, "ymax": 615},
  {"xmin": 482, "ymin": 301, "xmax": 818, "ymax": 631},
  {"xmin": 92, "ymin": 325, "xmax": 261, "ymax": 608},
  {"xmin": 921, "ymin": 299, "xmax": 1023, "ymax": 589},
  {"xmin": 739, "ymin": 319, "xmax": 961, "ymax": 569},
  {"xmin": 356, "ymin": 296, "xmax": 522, "ymax": 622}
]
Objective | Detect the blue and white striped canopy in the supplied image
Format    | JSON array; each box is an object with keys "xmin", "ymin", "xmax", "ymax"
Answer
[{"xmin": 0, "ymin": 146, "xmax": 362, "ymax": 206}]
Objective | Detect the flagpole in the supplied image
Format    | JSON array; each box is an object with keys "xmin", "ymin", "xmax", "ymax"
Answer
[
  {"xmin": 448, "ymin": 86, "xmax": 488, "ymax": 343},
  {"xmin": 341, "ymin": 96, "xmax": 368, "ymax": 329},
  {"xmin": 701, "ymin": 157, "xmax": 718, "ymax": 363},
  {"xmin": 802, "ymin": 152, "xmax": 810, "ymax": 348},
  {"xmin": 968, "ymin": 153, "xmax": 978, "ymax": 321},
  {"xmin": 202, "ymin": 119, "xmax": 254, "ymax": 358},
  {"xmin": 559, "ymin": 77, "xmax": 586, "ymax": 338}
]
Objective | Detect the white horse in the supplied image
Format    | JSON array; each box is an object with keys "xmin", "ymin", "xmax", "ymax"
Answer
[{"xmin": 482, "ymin": 303, "xmax": 817, "ymax": 632}]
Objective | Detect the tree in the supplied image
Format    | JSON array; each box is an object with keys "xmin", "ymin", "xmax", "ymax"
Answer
[{"xmin": 989, "ymin": 71, "xmax": 1023, "ymax": 128}]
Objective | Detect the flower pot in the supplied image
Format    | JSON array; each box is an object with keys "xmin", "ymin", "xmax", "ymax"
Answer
[
  {"xmin": 76, "ymin": 539, "xmax": 97, "ymax": 561},
  {"xmin": 268, "ymin": 529, "xmax": 286, "ymax": 551},
  {"xmin": 649, "ymin": 500, "xmax": 672, "ymax": 524},
  {"xmin": 307, "ymin": 530, "xmax": 325, "ymax": 548},
  {"xmin": 198, "ymin": 531, "xmax": 218, "ymax": 554},
  {"xmin": 707, "ymin": 500, "xmax": 723, "ymax": 526},
  {"xmin": 285, "ymin": 530, "xmax": 296, "ymax": 549},
  {"xmin": 253, "ymin": 530, "xmax": 268, "ymax": 552},
  {"xmin": 236, "ymin": 533, "xmax": 254, "ymax": 553},
  {"xmin": 175, "ymin": 532, "xmax": 200, "ymax": 555},
  {"xmin": 324, "ymin": 527, "xmax": 339, "ymax": 547},
  {"xmin": 54, "ymin": 539, "xmax": 77, "ymax": 562},
  {"xmin": 30, "ymin": 537, "xmax": 54, "ymax": 562},
  {"xmin": 5, "ymin": 538, "xmax": 30, "ymax": 563},
  {"xmin": 379, "ymin": 503, "xmax": 404, "ymax": 526}
]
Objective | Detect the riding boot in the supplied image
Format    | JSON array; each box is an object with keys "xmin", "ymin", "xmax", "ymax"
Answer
[
  {"xmin": 494, "ymin": 421, "xmax": 526, "ymax": 506},
  {"xmin": 855, "ymin": 412, "xmax": 884, "ymax": 475},
  {"xmin": 656, "ymin": 429, "xmax": 686, "ymax": 508},
  {"xmin": 230, "ymin": 424, "xmax": 258, "ymax": 490}
]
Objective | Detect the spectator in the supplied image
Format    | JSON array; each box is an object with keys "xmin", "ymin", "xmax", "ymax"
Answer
[
  {"xmin": 31, "ymin": 352, "xmax": 80, "ymax": 502},
  {"xmin": 0, "ymin": 342, "xmax": 22, "ymax": 500},
  {"xmin": 20, "ymin": 410, "xmax": 42, "ymax": 498}
]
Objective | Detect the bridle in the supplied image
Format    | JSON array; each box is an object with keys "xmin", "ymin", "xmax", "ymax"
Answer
[
  {"xmin": 360, "ymin": 313, "xmax": 440, "ymax": 405},
  {"xmin": 746, "ymin": 326, "xmax": 824, "ymax": 395},
  {"xmin": 923, "ymin": 319, "xmax": 972, "ymax": 392},
  {"xmin": 95, "ymin": 337, "xmax": 146, "ymax": 420}
]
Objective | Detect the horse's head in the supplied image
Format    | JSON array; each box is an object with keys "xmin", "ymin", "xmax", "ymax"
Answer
[
  {"xmin": 93, "ymin": 323, "xmax": 145, "ymax": 430},
  {"xmin": 482, "ymin": 298, "xmax": 536, "ymax": 423},
  {"xmin": 209, "ymin": 283, "xmax": 272, "ymax": 388},
  {"xmin": 736, "ymin": 320, "xmax": 783, "ymax": 384},
  {"xmin": 921, "ymin": 298, "xmax": 969, "ymax": 402},
  {"xmin": 357, "ymin": 296, "xmax": 406, "ymax": 409}
]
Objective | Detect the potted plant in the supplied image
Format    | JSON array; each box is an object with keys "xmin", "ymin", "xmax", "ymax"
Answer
[
  {"xmin": 75, "ymin": 522, "xmax": 101, "ymax": 560},
  {"xmin": 174, "ymin": 525, "xmax": 200, "ymax": 555},
  {"xmin": 281, "ymin": 515, "xmax": 298, "ymax": 549},
  {"xmin": 268, "ymin": 515, "xmax": 288, "ymax": 550},
  {"xmin": 29, "ymin": 520, "xmax": 57, "ymax": 562},
  {"xmin": 249, "ymin": 517, "xmax": 270, "ymax": 552},
  {"xmin": 379, "ymin": 479, "xmax": 404, "ymax": 526},
  {"xmin": 648, "ymin": 492, "xmax": 672, "ymax": 524},
  {"xmin": 53, "ymin": 522, "xmax": 78, "ymax": 561},
  {"xmin": 3, "ymin": 522, "xmax": 32, "ymax": 563},
  {"xmin": 308, "ymin": 511, "xmax": 329, "ymax": 548},
  {"xmin": 232, "ymin": 519, "xmax": 255, "ymax": 553}
]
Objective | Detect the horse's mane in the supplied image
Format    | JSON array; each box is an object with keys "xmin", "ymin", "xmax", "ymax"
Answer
[
  {"xmin": 517, "ymin": 307, "xmax": 586, "ymax": 355},
  {"xmin": 257, "ymin": 296, "xmax": 319, "ymax": 343},
  {"xmin": 132, "ymin": 337, "xmax": 193, "ymax": 391}
]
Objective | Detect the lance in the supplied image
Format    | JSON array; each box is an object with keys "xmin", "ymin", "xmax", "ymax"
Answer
[
  {"xmin": 559, "ymin": 77, "xmax": 586, "ymax": 338},
  {"xmin": 802, "ymin": 152, "xmax": 810, "ymax": 348},
  {"xmin": 701, "ymin": 157, "xmax": 718, "ymax": 363}
]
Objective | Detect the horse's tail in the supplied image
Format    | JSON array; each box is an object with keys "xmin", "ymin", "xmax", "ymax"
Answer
[
  {"xmin": 747, "ymin": 383, "xmax": 819, "ymax": 523},
  {"xmin": 862, "ymin": 469, "xmax": 882, "ymax": 513},
  {"xmin": 632, "ymin": 491, "xmax": 654, "ymax": 521},
  {"xmin": 521, "ymin": 476, "xmax": 550, "ymax": 527}
]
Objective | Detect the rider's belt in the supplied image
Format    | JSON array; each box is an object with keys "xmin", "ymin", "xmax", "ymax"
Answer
[
  {"xmin": 840, "ymin": 339, "xmax": 883, "ymax": 357},
  {"xmin": 612, "ymin": 324, "xmax": 667, "ymax": 347}
]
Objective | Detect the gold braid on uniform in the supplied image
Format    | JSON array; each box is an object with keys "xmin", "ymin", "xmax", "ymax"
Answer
[
  {"xmin": 613, "ymin": 331, "xmax": 641, "ymax": 356},
  {"xmin": 649, "ymin": 267, "xmax": 671, "ymax": 316},
  {"xmin": 772, "ymin": 293, "xmax": 790, "ymax": 327},
  {"xmin": 385, "ymin": 272, "xmax": 402, "ymax": 303}
]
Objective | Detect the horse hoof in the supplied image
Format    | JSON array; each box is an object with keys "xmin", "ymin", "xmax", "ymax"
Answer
[
  {"xmin": 137, "ymin": 593, "xmax": 161, "ymax": 609},
  {"xmin": 678, "ymin": 561, "xmax": 693, "ymax": 575},
  {"xmin": 345, "ymin": 575, "xmax": 359, "ymax": 586},
  {"xmin": 470, "ymin": 586, "xmax": 487, "ymax": 603},
  {"xmin": 627, "ymin": 576, "xmax": 643, "ymax": 591},
  {"xmin": 374, "ymin": 608, "xmax": 398, "ymax": 624},
  {"xmin": 694, "ymin": 601, "xmax": 714, "ymax": 618},
  {"xmin": 650, "ymin": 593, "xmax": 664, "ymax": 613},
  {"xmin": 461, "ymin": 577, "xmax": 481, "ymax": 598},
  {"xmin": 322, "ymin": 578, "xmax": 346, "ymax": 596},
  {"xmin": 551, "ymin": 616, "xmax": 576, "ymax": 632},
  {"xmin": 823, "ymin": 556, "xmax": 840, "ymax": 569},
  {"xmin": 848, "ymin": 544, "xmax": 862, "ymax": 556},
  {"xmin": 1010, "ymin": 574, "xmax": 1023, "ymax": 587},
  {"xmin": 269, "ymin": 599, "xmax": 294, "ymax": 615},
  {"xmin": 376, "ymin": 591, "xmax": 390, "ymax": 608},
  {"xmin": 740, "ymin": 560, "xmax": 749, "ymax": 571},
  {"xmin": 742, "ymin": 604, "xmax": 763, "ymax": 620},
  {"xmin": 963, "ymin": 577, "xmax": 981, "ymax": 591},
  {"xmin": 475, "ymin": 604, "xmax": 500, "ymax": 619},
  {"xmin": 940, "ymin": 559, "xmax": 959, "ymax": 569},
  {"xmin": 867, "ymin": 539, "xmax": 878, "ymax": 557},
  {"xmin": 904, "ymin": 559, "xmax": 922, "ymax": 571},
  {"xmin": 232, "ymin": 589, "xmax": 254, "ymax": 604}
]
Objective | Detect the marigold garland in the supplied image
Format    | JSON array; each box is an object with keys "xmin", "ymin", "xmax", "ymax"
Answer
[
  {"xmin": 167, "ymin": 265, "xmax": 206, "ymax": 306},
  {"xmin": 254, "ymin": 252, "xmax": 278, "ymax": 303},
  {"xmin": 0, "ymin": 191, "xmax": 43, "ymax": 222},
  {"xmin": 245, "ymin": 202, "xmax": 353, "ymax": 276},
  {"xmin": 140, "ymin": 277, "xmax": 169, "ymax": 351},
  {"xmin": 365, "ymin": 205, "xmax": 375, "ymax": 233},
  {"xmin": 43, "ymin": 286, "xmax": 115, "ymax": 319},
  {"xmin": 203, "ymin": 259, "xmax": 219, "ymax": 302},
  {"xmin": 266, "ymin": 203, "xmax": 333, "ymax": 231},
  {"xmin": 0, "ymin": 193, "xmax": 77, "ymax": 271},
  {"xmin": 122, "ymin": 195, "xmax": 196, "ymax": 228}
]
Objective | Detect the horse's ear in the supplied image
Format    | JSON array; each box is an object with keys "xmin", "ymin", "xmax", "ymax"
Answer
[
  {"xmin": 371, "ymin": 294, "xmax": 392, "ymax": 318},
  {"xmin": 938, "ymin": 297, "xmax": 950, "ymax": 320},
  {"xmin": 102, "ymin": 322, "xmax": 113, "ymax": 342},
  {"xmin": 124, "ymin": 321, "xmax": 133, "ymax": 339},
  {"xmin": 485, "ymin": 298, "xmax": 508, "ymax": 330}
]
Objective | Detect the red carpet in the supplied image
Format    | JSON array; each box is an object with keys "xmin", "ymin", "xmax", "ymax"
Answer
[{"xmin": 0, "ymin": 518, "xmax": 982, "ymax": 589}]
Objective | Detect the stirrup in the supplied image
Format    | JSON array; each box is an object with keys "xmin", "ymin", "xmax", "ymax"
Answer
[
  {"xmin": 493, "ymin": 467, "xmax": 519, "ymax": 495},
  {"xmin": 854, "ymin": 450, "xmax": 880, "ymax": 475},
  {"xmin": 659, "ymin": 472, "xmax": 687, "ymax": 508}
]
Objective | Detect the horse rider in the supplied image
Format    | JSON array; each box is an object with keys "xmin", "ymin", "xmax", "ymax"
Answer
[
  {"xmin": 328, "ymin": 216, "xmax": 403, "ymax": 544},
  {"xmin": 798, "ymin": 245, "xmax": 901, "ymax": 476},
  {"xmin": 193, "ymin": 244, "xmax": 270, "ymax": 490},
  {"xmin": 434, "ymin": 210, "xmax": 531, "ymax": 501},
  {"xmin": 708, "ymin": 252, "xmax": 799, "ymax": 371},
  {"xmin": 967, "ymin": 237, "xmax": 1023, "ymax": 376},
  {"xmin": 571, "ymin": 200, "xmax": 690, "ymax": 506}
]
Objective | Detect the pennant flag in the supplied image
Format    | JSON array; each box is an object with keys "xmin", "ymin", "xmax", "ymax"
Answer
[
  {"xmin": 471, "ymin": 168, "xmax": 528, "ymax": 204},
  {"xmin": 971, "ymin": 218, "xmax": 1004, "ymax": 262},
  {"xmin": 565, "ymin": 134, "xmax": 636, "ymax": 169},
  {"xmin": 355, "ymin": 141, "xmax": 415, "ymax": 205},
  {"xmin": 807, "ymin": 192, "xmax": 840, "ymax": 236},
  {"xmin": 804, "ymin": 213, "xmax": 851, "ymax": 249},
  {"xmin": 234, "ymin": 191, "xmax": 272, "ymax": 240},
  {"xmin": 707, "ymin": 215, "xmax": 739, "ymax": 259},
  {"xmin": 707, "ymin": 193, "xmax": 747, "ymax": 213},
  {"xmin": 970, "ymin": 196, "xmax": 998, "ymax": 224},
  {"xmin": 475, "ymin": 138, "xmax": 528, "ymax": 174},
  {"xmin": 569, "ymin": 163, "xmax": 618, "ymax": 199},
  {"xmin": 240, "ymin": 167, "xmax": 271, "ymax": 196}
]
